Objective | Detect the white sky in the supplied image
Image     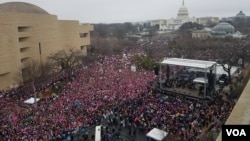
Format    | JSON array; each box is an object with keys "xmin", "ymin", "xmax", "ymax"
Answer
[{"xmin": 0, "ymin": 0, "xmax": 249, "ymax": 23}]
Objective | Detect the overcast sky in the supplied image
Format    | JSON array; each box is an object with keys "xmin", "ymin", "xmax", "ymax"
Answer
[{"xmin": 0, "ymin": 0, "xmax": 249, "ymax": 23}]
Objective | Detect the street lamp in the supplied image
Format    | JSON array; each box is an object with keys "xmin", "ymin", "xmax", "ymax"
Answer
[
  {"xmin": 110, "ymin": 31, "xmax": 113, "ymax": 49},
  {"xmin": 39, "ymin": 42, "xmax": 43, "ymax": 76},
  {"xmin": 32, "ymin": 77, "xmax": 37, "ymax": 110}
]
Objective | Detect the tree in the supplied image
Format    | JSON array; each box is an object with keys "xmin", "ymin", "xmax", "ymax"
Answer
[
  {"xmin": 48, "ymin": 49, "xmax": 83, "ymax": 79},
  {"xmin": 235, "ymin": 37, "xmax": 250, "ymax": 68},
  {"xmin": 21, "ymin": 59, "xmax": 45, "ymax": 108},
  {"xmin": 230, "ymin": 17, "xmax": 250, "ymax": 34},
  {"xmin": 147, "ymin": 25, "xmax": 159, "ymax": 36},
  {"xmin": 22, "ymin": 60, "xmax": 42, "ymax": 82},
  {"xmin": 92, "ymin": 23, "xmax": 137, "ymax": 39},
  {"xmin": 216, "ymin": 38, "xmax": 250, "ymax": 83},
  {"xmin": 131, "ymin": 55, "xmax": 156, "ymax": 70},
  {"xmin": 216, "ymin": 42, "xmax": 240, "ymax": 84},
  {"xmin": 167, "ymin": 31, "xmax": 195, "ymax": 59},
  {"xmin": 179, "ymin": 22, "xmax": 203, "ymax": 31}
]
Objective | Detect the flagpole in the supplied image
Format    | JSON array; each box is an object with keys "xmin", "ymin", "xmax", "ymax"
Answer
[{"xmin": 39, "ymin": 42, "xmax": 43, "ymax": 76}]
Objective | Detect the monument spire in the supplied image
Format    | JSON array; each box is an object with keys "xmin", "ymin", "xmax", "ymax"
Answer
[{"xmin": 183, "ymin": 0, "xmax": 185, "ymax": 5}]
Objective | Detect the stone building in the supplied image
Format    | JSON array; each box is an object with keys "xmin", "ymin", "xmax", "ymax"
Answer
[
  {"xmin": 192, "ymin": 30, "xmax": 211, "ymax": 39},
  {"xmin": 0, "ymin": 2, "xmax": 93, "ymax": 89},
  {"xmin": 192, "ymin": 22, "xmax": 246, "ymax": 39},
  {"xmin": 222, "ymin": 10, "xmax": 249, "ymax": 22},
  {"xmin": 197, "ymin": 17, "xmax": 219, "ymax": 27}
]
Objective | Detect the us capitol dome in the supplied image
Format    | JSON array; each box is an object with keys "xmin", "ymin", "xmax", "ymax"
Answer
[
  {"xmin": 177, "ymin": 0, "xmax": 189, "ymax": 19},
  {"xmin": 149, "ymin": 0, "xmax": 197, "ymax": 31}
]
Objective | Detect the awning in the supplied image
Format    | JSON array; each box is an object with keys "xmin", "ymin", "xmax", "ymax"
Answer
[{"xmin": 161, "ymin": 58, "xmax": 216, "ymax": 69}]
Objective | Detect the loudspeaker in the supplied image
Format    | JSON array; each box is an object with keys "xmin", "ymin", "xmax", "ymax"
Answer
[
  {"xmin": 208, "ymin": 70, "xmax": 214, "ymax": 88},
  {"xmin": 154, "ymin": 66, "xmax": 159, "ymax": 75},
  {"xmin": 166, "ymin": 65, "xmax": 170, "ymax": 80}
]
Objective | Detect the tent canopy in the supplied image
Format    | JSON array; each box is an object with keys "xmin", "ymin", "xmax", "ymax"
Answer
[
  {"xmin": 186, "ymin": 64, "xmax": 239, "ymax": 77},
  {"xmin": 146, "ymin": 128, "xmax": 168, "ymax": 141},
  {"xmin": 24, "ymin": 97, "xmax": 40, "ymax": 104},
  {"xmin": 216, "ymin": 64, "xmax": 239, "ymax": 76},
  {"xmin": 161, "ymin": 58, "xmax": 216, "ymax": 69}
]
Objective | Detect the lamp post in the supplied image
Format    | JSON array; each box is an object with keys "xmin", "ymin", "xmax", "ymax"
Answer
[
  {"xmin": 110, "ymin": 31, "xmax": 113, "ymax": 49},
  {"xmin": 32, "ymin": 77, "xmax": 37, "ymax": 110},
  {"xmin": 39, "ymin": 42, "xmax": 43, "ymax": 76}
]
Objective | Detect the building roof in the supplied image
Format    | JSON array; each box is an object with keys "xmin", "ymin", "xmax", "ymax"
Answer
[
  {"xmin": 161, "ymin": 58, "xmax": 217, "ymax": 69},
  {"xmin": 236, "ymin": 10, "xmax": 246, "ymax": 17},
  {"xmin": 0, "ymin": 2, "xmax": 49, "ymax": 14},
  {"xmin": 213, "ymin": 22, "xmax": 234, "ymax": 33}
]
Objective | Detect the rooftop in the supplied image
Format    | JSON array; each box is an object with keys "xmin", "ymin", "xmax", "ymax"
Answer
[{"xmin": 0, "ymin": 2, "xmax": 49, "ymax": 14}]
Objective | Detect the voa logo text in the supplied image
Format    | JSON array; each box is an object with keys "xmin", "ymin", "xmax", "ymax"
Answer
[{"xmin": 226, "ymin": 129, "xmax": 246, "ymax": 136}]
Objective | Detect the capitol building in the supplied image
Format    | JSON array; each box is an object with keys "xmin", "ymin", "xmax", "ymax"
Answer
[
  {"xmin": 151, "ymin": 0, "xmax": 197, "ymax": 31},
  {"xmin": 150, "ymin": 0, "xmax": 219, "ymax": 31},
  {"xmin": 165, "ymin": 0, "xmax": 197, "ymax": 30}
]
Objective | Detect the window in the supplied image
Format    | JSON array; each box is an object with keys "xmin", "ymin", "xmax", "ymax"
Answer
[
  {"xmin": 80, "ymin": 46, "xmax": 85, "ymax": 50},
  {"xmin": 20, "ymin": 47, "xmax": 30, "ymax": 53},
  {"xmin": 18, "ymin": 26, "xmax": 30, "ymax": 32},
  {"xmin": 79, "ymin": 33, "xmax": 88, "ymax": 38},
  {"xmin": 19, "ymin": 37, "xmax": 29, "ymax": 42},
  {"xmin": 21, "ymin": 57, "xmax": 30, "ymax": 63}
]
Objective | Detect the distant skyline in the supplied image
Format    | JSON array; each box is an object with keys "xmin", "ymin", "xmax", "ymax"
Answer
[{"xmin": 0, "ymin": 0, "xmax": 249, "ymax": 23}]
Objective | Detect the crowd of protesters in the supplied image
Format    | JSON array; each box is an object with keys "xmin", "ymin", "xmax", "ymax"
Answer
[
  {"xmin": 0, "ymin": 51, "xmax": 235, "ymax": 141},
  {"xmin": 98, "ymin": 91, "xmax": 234, "ymax": 141},
  {"xmin": 0, "ymin": 54, "xmax": 154, "ymax": 140}
]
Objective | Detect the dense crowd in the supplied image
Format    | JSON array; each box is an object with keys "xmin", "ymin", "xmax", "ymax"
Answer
[
  {"xmin": 0, "ymin": 54, "xmax": 155, "ymax": 140},
  {"xmin": 98, "ymin": 91, "xmax": 234, "ymax": 141},
  {"xmin": 0, "ymin": 52, "xmax": 235, "ymax": 141}
]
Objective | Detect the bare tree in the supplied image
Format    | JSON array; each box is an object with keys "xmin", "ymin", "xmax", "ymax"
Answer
[
  {"xmin": 21, "ymin": 59, "xmax": 43, "ymax": 108},
  {"xmin": 22, "ymin": 60, "xmax": 42, "ymax": 82},
  {"xmin": 48, "ymin": 49, "xmax": 83, "ymax": 79},
  {"xmin": 22, "ymin": 60, "xmax": 53, "ymax": 84},
  {"xmin": 216, "ymin": 38, "xmax": 250, "ymax": 84},
  {"xmin": 235, "ymin": 37, "xmax": 250, "ymax": 68},
  {"xmin": 91, "ymin": 34, "xmax": 126, "ymax": 56},
  {"xmin": 216, "ymin": 42, "xmax": 240, "ymax": 84}
]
